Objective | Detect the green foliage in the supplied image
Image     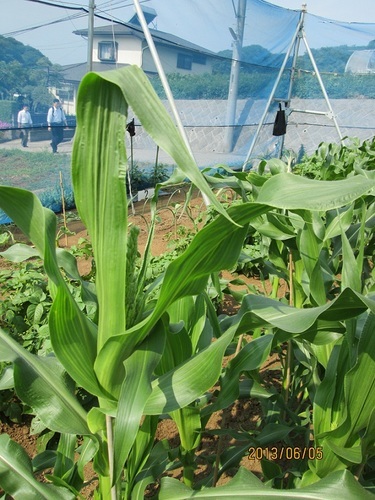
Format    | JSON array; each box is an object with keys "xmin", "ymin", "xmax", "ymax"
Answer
[
  {"xmin": 0, "ymin": 100, "xmax": 18, "ymax": 125},
  {"xmin": 294, "ymin": 136, "xmax": 375, "ymax": 179},
  {"xmin": 0, "ymin": 36, "xmax": 49, "ymax": 67},
  {"xmin": 0, "ymin": 66, "xmax": 374, "ymax": 499},
  {"xmin": 126, "ymin": 162, "xmax": 170, "ymax": 192},
  {"xmin": 298, "ymin": 45, "xmax": 354, "ymax": 73},
  {"xmin": 148, "ymin": 69, "xmax": 375, "ymax": 100},
  {"xmin": 0, "ymin": 35, "xmax": 63, "ymax": 108},
  {"xmin": 215, "ymin": 45, "xmax": 285, "ymax": 74},
  {"xmin": 147, "ymin": 40, "xmax": 375, "ymax": 100},
  {"xmin": 0, "ymin": 261, "xmax": 52, "ymax": 355},
  {"xmin": 292, "ymin": 72, "xmax": 375, "ymax": 99}
]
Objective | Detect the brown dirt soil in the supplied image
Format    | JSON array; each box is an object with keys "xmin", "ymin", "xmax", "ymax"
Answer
[{"xmin": 0, "ymin": 186, "xmax": 286, "ymax": 497}]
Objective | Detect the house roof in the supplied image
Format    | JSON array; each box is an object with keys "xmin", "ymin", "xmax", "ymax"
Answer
[
  {"xmin": 73, "ymin": 23, "xmax": 215, "ymax": 56},
  {"xmin": 61, "ymin": 61, "xmax": 129, "ymax": 83}
]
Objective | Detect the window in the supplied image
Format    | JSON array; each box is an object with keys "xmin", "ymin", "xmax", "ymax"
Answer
[
  {"xmin": 177, "ymin": 53, "xmax": 192, "ymax": 70},
  {"xmin": 192, "ymin": 53, "xmax": 206, "ymax": 65},
  {"xmin": 98, "ymin": 41, "xmax": 118, "ymax": 62}
]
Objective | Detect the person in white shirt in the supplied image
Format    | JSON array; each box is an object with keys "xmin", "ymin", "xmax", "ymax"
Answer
[
  {"xmin": 47, "ymin": 98, "xmax": 67, "ymax": 153},
  {"xmin": 17, "ymin": 104, "xmax": 33, "ymax": 147}
]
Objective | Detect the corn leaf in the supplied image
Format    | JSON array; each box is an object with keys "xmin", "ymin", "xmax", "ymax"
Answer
[
  {"xmin": 0, "ymin": 328, "xmax": 90, "ymax": 436},
  {"xmin": 113, "ymin": 324, "xmax": 165, "ymax": 484},
  {"xmin": 159, "ymin": 467, "xmax": 373, "ymax": 499},
  {"xmin": 0, "ymin": 434, "xmax": 75, "ymax": 499},
  {"xmin": 95, "ymin": 203, "xmax": 266, "ymax": 395},
  {"xmin": 144, "ymin": 327, "xmax": 235, "ymax": 415},
  {"xmin": 223, "ymin": 288, "xmax": 375, "ymax": 337},
  {"xmin": 313, "ymin": 312, "xmax": 375, "ymax": 476},
  {"xmin": 72, "ymin": 72, "xmax": 128, "ymax": 351},
  {"xmin": 297, "ymin": 211, "xmax": 326, "ymax": 305},
  {"xmin": 202, "ymin": 334, "xmax": 273, "ymax": 416},
  {"xmin": 0, "ymin": 187, "xmax": 103, "ymax": 398},
  {"xmin": 257, "ymin": 173, "xmax": 375, "ymax": 211},
  {"xmin": 0, "ymin": 243, "xmax": 40, "ymax": 262}
]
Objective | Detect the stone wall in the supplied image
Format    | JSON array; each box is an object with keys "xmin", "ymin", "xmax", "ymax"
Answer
[{"xmin": 131, "ymin": 98, "xmax": 375, "ymax": 162}]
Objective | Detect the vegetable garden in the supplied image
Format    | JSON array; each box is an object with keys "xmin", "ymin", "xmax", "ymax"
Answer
[{"xmin": 0, "ymin": 65, "xmax": 374, "ymax": 499}]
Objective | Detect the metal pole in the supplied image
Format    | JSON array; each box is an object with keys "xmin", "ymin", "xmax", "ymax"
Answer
[
  {"xmin": 224, "ymin": 0, "xmax": 247, "ymax": 153},
  {"xmin": 277, "ymin": 6, "xmax": 306, "ymax": 158},
  {"xmin": 87, "ymin": 0, "xmax": 95, "ymax": 73},
  {"xmin": 242, "ymin": 13, "xmax": 304, "ymax": 170},
  {"xmin": 132, "ymin": 0, "xmax": 211, "ymax": 206},
  {"xmin": 301, "ymin": 31, "xmax": 343, "ymax": 141}
]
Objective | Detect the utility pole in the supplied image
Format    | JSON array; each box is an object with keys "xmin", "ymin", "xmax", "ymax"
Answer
[
  {"xmin": 224, "ymin": 0, "xmax": 246, "ymax": 153},
  {"xmin": 87, "ymin": 0, "xmax": 95, "ymax": 72}
]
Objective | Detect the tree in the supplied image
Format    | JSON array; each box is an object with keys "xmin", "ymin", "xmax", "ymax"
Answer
[{"xmin": 0, "ymin": 35, "xmax": 63, "ymax": 110}]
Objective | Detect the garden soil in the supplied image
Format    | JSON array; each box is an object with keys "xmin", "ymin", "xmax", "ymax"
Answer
[{"xmin": 0, "ymin": 187, "xmax": 285, "ymax": 497}]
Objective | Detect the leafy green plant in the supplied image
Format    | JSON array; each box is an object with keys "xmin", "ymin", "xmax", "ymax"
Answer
[
  {"xmin": 0, "ymin": 65, "xmax": 374, "ymax": 500},
  {"xmin": 200, "ymin": 159, "xmax": 375, "ymax": 487},
  {"xmin": 0, "ymin": 260, "xmax": 52, "ymax": 355},
  {"xmin": 293, "ymin": 136, "xmax": 375, "ymax": 180}
]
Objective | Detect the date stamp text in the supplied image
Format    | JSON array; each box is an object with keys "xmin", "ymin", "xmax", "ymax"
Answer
[{"xmin": 247, "ymin": 446, "xmax": 323, "ymax": 461}]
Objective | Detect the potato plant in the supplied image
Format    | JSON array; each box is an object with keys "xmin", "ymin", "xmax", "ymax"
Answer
[{"xmin": 0, "ymin": 66, "xmax": 374, "ymax": 499}]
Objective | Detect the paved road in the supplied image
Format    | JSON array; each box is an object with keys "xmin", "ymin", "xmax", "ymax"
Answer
[
  {"xmin": 0, "ymin": 136, "xmax": 246, "ymax": 169},
  {"xmin": 0, "ymin": 136, "xmax": 73, "ymax": 155}
]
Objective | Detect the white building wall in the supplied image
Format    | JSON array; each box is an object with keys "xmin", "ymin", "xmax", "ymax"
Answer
[
  {"xmin": 143, "ymin": 45, "xmax": 213, "ymax": 75},
  {"xmin": 93, "ymin": 35, "xmax": 143, "ymax": 65}
]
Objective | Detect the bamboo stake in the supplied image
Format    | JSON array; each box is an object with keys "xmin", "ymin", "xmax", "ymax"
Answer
[
  {"xmin": 282, "ymin": 251, "xmax": 294, "ymax": 407},
  {"xmin": 59, "ymin": 171, "xmax": 68, "ymax": 247}
]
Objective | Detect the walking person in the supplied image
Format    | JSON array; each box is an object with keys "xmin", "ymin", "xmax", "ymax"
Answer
[
  {"xmin": 47, "ymin": 98, "xmax": 67, "ymax": 153},
  {"xmin": 17, "ymin": 104, "xmax": 33, "ymax": 147}
]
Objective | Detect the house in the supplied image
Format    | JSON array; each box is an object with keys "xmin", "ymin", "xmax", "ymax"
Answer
[
  {"xmin": 59, "ymin": 7, "xmax": 214, "ymax": 113},
  {"xmin": 345, "ymin": 49, "xmax": 375, "ymax": 74}
]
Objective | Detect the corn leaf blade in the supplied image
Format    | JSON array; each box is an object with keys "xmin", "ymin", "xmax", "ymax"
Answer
[
  {"xmin": 257, "ymin": 173, "xmax": 375, "ymax": 210},
  {"xmin": 0, "ymin": 328, "xmax": 90, "ymax": 436},
  {"xmin": 159, "ymin": 467, "xmax": 373, "ymax": 499},
  {"xmin": 0, "ymin": 434, "xmax": 75, "ymax": 500}
]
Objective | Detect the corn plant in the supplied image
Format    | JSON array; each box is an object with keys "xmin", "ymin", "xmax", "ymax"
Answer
[
  {"xmin": 200, "ymin": 160, "xmax": 375, "ymax": 487},
  {"xmin": 0, "ymin": 66, "xmax": 374, "ymax": 499}
]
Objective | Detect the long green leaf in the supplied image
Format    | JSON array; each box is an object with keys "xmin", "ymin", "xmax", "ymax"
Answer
[
  {"xmin": 221, "ymin": 288, "xmax": 375, "ymax": 337},
  {"xmin": 202, "ymin": 334, "xmax": 273, "ymax": 416},
  {"xmin": 113, "ymin": 324, "xmax": 165, "ymax": 484},
  {"xmin": 72, "ymin": 72, "xmax": 128, "ymax": 351},
  {"xmin": 159, "ymin": 467, "xmax": 373, "ymax": 499},
  {"xmin": 0, "ymin": 328, "xmax": 90, "ymax": 436},
  {"xmin": 257, "ymin": 173, "xmax": 375, "ymax": 211},
  {"xmin": 0, "ymin": 434, "xmax": 75, "ymax": 499},
  {"xmin": 144, "ymin": 327, "xmax": 234, "ymax": 415},
  {"xmin": 0, "ymin": 187, "xmax": 102, "ymax": 397},
  {"xmin": 313, "ymin": 312, "xmax": 375, "ymax": 477},
  {"xmin": 95, "ymin": 202, "xmax": 266, "ymax": 395}
]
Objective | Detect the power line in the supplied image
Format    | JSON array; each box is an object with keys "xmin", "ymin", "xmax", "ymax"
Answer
[
  {"xmin": 2, "ymin": 12, "xmax": 86, "ymax": 37},
  {"xmin": 25, "ymin": 0, "xmax": 87, "ymax": 12}
]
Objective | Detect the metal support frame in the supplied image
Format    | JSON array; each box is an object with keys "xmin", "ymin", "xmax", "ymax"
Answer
[
  {"xmin": 242, "ymin": 5, "xmax": 343, "ymax": 171},
  {"xmin": 132, "ymin": 0, "xmax": 211, "ymax": 206},
  {"xmin": 224, "ymin": 0, "xmax": 247, "ymax": 153}
]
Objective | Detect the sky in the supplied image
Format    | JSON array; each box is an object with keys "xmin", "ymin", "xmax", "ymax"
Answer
[{"xmin": 1, "ymin": 0, "xmax": 375, "ymax": 66}]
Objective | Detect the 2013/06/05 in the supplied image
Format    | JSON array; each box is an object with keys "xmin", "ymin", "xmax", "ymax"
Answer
[{"xmin": 247, "ymin": 446, "xmax": 323, "ymax": 461}]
